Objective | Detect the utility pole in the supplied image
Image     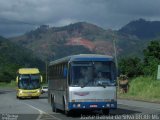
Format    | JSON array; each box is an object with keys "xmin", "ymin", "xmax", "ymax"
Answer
[
  {"xmin": 113, "ymin": 33, "xmax": 118, "ymax": 71},
  {"xmin": 46, "ymin": 61, "xmax": 48, "ymax": 83}
]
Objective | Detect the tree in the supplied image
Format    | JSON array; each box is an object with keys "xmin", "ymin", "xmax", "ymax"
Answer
[
  {"xmin": 143, "ymin": 40, "xmax": 160, "ymax": 76},
  {"xmin": 119, "ymin": 57, "xmax": 143, "ymax": 77}
]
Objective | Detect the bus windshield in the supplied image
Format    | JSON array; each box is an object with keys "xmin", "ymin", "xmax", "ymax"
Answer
[
  {"xmin": 70, "ymin": 61, "xmax": 116, "ymax": 87},
  {"xmin": 18, "ymin": 74, "xmax": 40, "ymax": 89}
]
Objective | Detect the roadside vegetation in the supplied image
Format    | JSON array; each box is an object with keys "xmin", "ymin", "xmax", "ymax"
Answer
[
  {"xmin": 118, "ymin": 40, "xmax": 160, "ymax": 102},
  {"xmin": 0, "ymin": 36, "xmax": 45, "ymax": 84},
  {"xmin": 0, "ymin": 80, "xmax": 16, "ymax": 89},
  {"xmin": 118, "ymin": 76, "xmax": 160, "ymax": 102}
]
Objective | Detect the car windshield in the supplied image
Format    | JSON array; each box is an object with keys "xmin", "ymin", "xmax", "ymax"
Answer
[
  {"xmin": 18, "ymin": 74, "xmax": 40, "ymax": 89},
  {"xmin": 70, "ymin": 61, "xmax": 116, "ymax": 87},
  {"xmin": 42, "ymin": 86, "xmax": 48, "ymax": 89}
]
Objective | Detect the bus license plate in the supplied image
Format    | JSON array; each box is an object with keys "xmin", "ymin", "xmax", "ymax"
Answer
[{"xmin": 90, "ymin": 105, "xmax": 97, "ymax": 108}]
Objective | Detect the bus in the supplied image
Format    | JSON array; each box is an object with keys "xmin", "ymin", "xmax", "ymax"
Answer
[
  {"xmin": 16, "ymin": 68, "xmax": 43, "ymax": 99},
  {"xmin": 48, "ymin": 54, "xmax": 117, "ymax": 115}
]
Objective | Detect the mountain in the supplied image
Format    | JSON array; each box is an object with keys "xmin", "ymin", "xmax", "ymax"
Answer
[
  {"xmin": 119, "ymin": 19, "xmax": 160, "ymax": 40},
  {"xmin": 10, "ymin": 22, "xmax": 142, "ymax": 61},
  {"xmin": 0, "ymin": 36, "xmax": 45, "ymax": 82},
  {"xmin": 4, "ymin": 19, "xmax": 160, "ymax": 82}
]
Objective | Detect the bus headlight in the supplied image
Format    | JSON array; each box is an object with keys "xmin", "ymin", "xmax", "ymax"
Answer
[
  {"xmin": 73, "ymin": 104, "xmax": 81, "ymax": 108},
  {"xmin": 37, "ymin": 89, "xmax": 41, "ymax": 93},
  {"xmin": 106, "ymin": 103, "xmax": 110, "ymax": 107},
  {"xmin": 19, "ymin": 90, "xmax": 23, "ymax": 94},
  {"xmin": 73, "ymin": 104, "xmax": 76, "ymax": 108},
  {"xmin": 77, "ymin": 104, "xmax": 81, "ymax": 108},
  {"xmin": 111, "ymin": 104, "xmax": 115, "ymax": 108}
]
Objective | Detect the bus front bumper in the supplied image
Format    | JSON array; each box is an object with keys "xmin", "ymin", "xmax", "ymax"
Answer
[
  {"xmin": 17, "ymin": 89, "xmax": 41, "ymax": 98},
  {"xmin": 68, "ymin": 101, "xmax": 117, "ymax": 110}
]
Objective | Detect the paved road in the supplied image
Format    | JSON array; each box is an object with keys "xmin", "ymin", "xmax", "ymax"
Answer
[{"xmin": 0, "ymin": 89, "xmax": 160, "ymax": 120}]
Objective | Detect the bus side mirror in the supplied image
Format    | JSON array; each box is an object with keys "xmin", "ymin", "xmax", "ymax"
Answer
[
  {"xmin": 63, "ymin": 68, "xmax": 67, "ymax": 78},
  {"xmin": 16, "ymin": 77, "xmax": 18, "ymax": 83},
  {"xmin": 40, "ymin": 75, "xmax": 43, "ymax": 83}
]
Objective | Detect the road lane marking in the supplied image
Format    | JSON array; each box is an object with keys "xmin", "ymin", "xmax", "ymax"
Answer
[
  {"xmin": 22, "ymin": 102, "xmax": 62, "ymax": 120},
  {"xmin": 23, "ymin": 102, "xmax": 43, "ymax": 120}
]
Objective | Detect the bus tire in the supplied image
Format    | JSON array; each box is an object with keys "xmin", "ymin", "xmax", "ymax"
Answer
[
  {"xmin": 64, "ymin": 108, "xmax": 72, "ymax": 117},
  {"xmin": 51, "ymin": 98, "xmax": 57, "ymax": 112},
  {"xmin": 65, "ymin": 110, "xmax": 71, "ymax": 116},
  {"xmin": 36, "ymin": 96, "xmax": 39, "ymax": 99},
  {"xmin": 63, "ymin": 97, "xmax": 71, "ymax": 116},
  {"xmin": 16, "ymin": 96, "xmax": 19, "ymax": 99},
  {"xmin": 102, "ymin": 109, "xmax": 109, "ymax": 115},
  {"xmin": 63, "ymin": 97, "xmax": 68, "ymax": 115}
]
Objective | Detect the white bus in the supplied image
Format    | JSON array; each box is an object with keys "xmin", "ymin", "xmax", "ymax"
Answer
[{"xmin": 48, "ymin": 54, "xmax": 117, "ymax": 115}]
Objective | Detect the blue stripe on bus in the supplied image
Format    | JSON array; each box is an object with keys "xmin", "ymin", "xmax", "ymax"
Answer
[{"xmin": 68, "ymin": 101, "xmax": 117, "ymax": 110}]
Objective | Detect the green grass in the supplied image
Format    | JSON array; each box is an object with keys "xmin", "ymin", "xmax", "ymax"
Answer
[
  {"xmin": 118, "ymin": 76, "xmax": 160, "ymax": 102},
  {"xmin": 0, "ymin": 81, "xmax": 16, "ymax": 89}
]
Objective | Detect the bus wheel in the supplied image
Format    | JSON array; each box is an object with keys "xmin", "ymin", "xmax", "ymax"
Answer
[
  {"xmin": 51, "ymin": 100, "xmax": 57, "ymax": 112},
  {"xmin": 36, "ymin": 96, "xmax": 39, "ymax": 99},
  {"xmin": 64, "ymin": 110, "xmax": 68, "ymax": 116},
  {"xmin": 102, "ymin": 109, "xmax": 109, "ymax": 115},
  {"xmin": 65, "ymin": 110, "xmax": 72, "ymax": 116},
  {"xmin": 16, "ymin": 96, "xmax": 19, "ymax": 99},
  {"xmin": 63, "ymin": 98, "xmax": 68, "ymax": 116}
]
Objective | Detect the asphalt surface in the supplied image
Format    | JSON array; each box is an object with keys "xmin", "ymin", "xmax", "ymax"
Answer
[{"xmin": 0, "ymin": 89, "xmax": 160, "ymax": 120}]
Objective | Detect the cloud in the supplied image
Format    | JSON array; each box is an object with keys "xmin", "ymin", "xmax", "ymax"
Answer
[{"xmin": 0, "ymin": 0, "xmax": 160, "ymax": 37}]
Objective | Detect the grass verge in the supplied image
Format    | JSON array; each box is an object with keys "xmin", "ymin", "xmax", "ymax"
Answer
[
  {"xmin": 0, "ymin": 81, "xmax": 16, "ymax": 89},
  {"xmin": 118, "ymin": 76, "xmax": 160, "ymax": 103}
]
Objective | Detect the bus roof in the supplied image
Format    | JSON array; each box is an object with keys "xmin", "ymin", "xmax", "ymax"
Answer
[
  {"xmin": 18, "ymin": 68, "xmax": 40, "ymax": 74},
  {"xmin": 49, "ymin": 54, "xmax": 113, "ymax": 66}
]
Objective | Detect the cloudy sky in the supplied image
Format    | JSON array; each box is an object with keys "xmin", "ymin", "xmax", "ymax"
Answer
[{"xmin": 0, "ymin": 0, "xmax": 160, "ymax": 37}]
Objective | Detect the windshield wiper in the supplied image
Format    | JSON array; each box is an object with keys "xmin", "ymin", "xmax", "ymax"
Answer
[
  {"xmin": 97, "ymin": 83, "xmax": 106, "ymax": 88},
  {"xmin": 80, "ymin": 79, "xmax": 93, "ymax": 88}
]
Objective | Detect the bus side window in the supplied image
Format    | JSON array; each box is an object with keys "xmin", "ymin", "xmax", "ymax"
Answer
[{"xmin": 63, "ymin": 66, "xmax": 67, "ymax": 78}]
